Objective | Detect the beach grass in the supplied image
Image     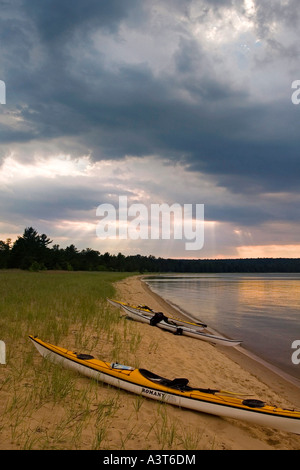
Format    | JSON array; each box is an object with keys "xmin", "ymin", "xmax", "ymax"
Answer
[
  {"xmin": 0, "ymin": 269, "xmax": 219, "ymax": 450},
  {"xmin": 0, "ymin": 269, "xmax": 131, "ymax": 345},
  {"xmin": 2, "ymin": 270, "xmax": 298, "ymax": 450},
  {"xmin": 0, "ymin": 269, "xmax": 142, "ymax": 449},
  {"xmin": 1, "ymin": 269, "xmax": 205, "ymax": 450}
]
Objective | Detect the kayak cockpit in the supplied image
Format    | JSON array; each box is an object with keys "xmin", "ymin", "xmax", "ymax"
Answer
[
  {"xmin": 139, "ymin": 368, "xmax": 189, "ymax": 390},
  {"xmin": 139, "ymin": 369, "xmax": 218, "ymax": 394}
]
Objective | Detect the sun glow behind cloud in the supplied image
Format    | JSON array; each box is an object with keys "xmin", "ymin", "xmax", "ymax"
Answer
[
  {"xmin": 1, "ymin": 0, "xmax": 300, "ymax": 259},
  {"xmin": 188, "ymin": 0, "xmax": 258, "ymax": 44},
  {"xmin": 1, "ymin": 152, "xmax": 299, "ymax": 258},
  {"xmin": 0, "ymin": 154, "xmax": 93, "ymax": 182},
  {"xmin": 237, "ymin": 245, "xmax": 300, "ymax": 259}
]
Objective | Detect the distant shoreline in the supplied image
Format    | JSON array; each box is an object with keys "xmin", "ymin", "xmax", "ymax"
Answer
[{"xmin": 2, "ymin": 227, "xmax": 300, "ymax": 273}]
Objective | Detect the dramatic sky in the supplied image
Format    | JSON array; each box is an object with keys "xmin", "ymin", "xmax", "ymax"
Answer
[{"xmin": 1, "ymin": 0, "xmax": 300, "ymax": 258}]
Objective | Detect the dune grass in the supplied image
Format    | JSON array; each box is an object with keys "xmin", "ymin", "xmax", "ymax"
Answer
[
  {"xmin": 0, "ymin": 270, "xmax": 131, "ymax": 345},
  {"xmin": 0, "ymin": 269, "xmax": 140, "ymax": 449},
  {"xmin": 0, "ymin": 269, "xmax": 211, "ymax": 450}
]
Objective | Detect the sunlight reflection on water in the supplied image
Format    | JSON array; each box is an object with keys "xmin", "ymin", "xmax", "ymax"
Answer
[{"xmin": 145, "ymin": 273, "xmax": 300, "ymax": 380}]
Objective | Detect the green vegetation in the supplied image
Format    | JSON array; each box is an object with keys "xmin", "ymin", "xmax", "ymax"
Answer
[
  {"xmin": 1, "ymin": 226, "xmax": 300, "ymax": 273},
  {"xmin": 0, "ymin": 269, "xmax": 132, "ymax": 347},
  {"xmin": 0, "ymin": 270, "xmax": 135, "ymax": 449},
  {"xmin": 0, "ymin": 270, "xmax": 214, "ymax": 450}
]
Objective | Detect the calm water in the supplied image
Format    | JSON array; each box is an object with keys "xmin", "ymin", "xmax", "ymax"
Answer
[{"xmin": 145, "ymin": 273, "xmax": 300, "ymax": 381}]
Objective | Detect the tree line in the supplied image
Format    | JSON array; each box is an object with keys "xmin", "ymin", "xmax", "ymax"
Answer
[{"xmin": 1, "ymin": 227, "xmax": 300, "ymax": 273}]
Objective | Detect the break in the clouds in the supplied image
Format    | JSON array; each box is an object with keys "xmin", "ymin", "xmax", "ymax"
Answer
[{"xmin": 1, "ymin": 0, "xmax": 300, "ymax": 258}]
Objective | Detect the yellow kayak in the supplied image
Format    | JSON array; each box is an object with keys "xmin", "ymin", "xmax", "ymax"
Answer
[{"xmin": 29, "ymin": 335, "xmax": 300, "ymax": 434}]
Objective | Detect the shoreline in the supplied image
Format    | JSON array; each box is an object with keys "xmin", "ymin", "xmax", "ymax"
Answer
[
  {"xmin": 114, "ymin": 274, "xmax": 300, "ymax": 450},
  {"xmin": 142, "ymin": 276, "xmax": 300, "ymax": 401},
  {"xmin": 141, "ymin": 276, "xmax": 300, "ymax": 395}
]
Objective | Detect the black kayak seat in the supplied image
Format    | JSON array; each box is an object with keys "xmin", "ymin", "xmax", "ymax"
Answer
[
  {"xmin": 76, "ymin": 353, "xmax": 95, "ymax": 360},
  {"xmin": 139, "ymin": 368, "xmax": 189, "ymax": 390},
  {"xmin": 139, "ymin": 369, "xmax": 219, "ymax": 394},
  {"xmin": 149, "ymin": 312, "xmax": 169, "ymax": 326},
  {"xmin": 242, "ymin": 399, "xmax": 266, "ymax": 408}
]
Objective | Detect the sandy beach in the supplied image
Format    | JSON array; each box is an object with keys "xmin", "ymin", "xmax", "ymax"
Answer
[
  {"xmin": 1, "ymin": 272, "xmax": 300, "ymax": 451},
  {"xmin": 113, "ymin": 275, "xmax": 300, "ymax": 450}
]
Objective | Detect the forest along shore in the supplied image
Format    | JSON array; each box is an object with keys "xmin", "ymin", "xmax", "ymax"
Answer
[{"xmin": 113, "ymin": 275, "xmax": 300, "ymax": 450}]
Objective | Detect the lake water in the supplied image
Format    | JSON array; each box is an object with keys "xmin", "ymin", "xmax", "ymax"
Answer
[{"xmin": 144, "ymin": 273, "xmax": 300, "ymax": 381}]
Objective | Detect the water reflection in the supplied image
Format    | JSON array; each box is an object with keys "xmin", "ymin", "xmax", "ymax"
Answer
[{"xmin": 146, "ymin": 274, "xmax": 300, "ymax": 379}]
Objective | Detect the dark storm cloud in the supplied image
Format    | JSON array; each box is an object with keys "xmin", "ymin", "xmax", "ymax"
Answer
[
  {"xmin": 22, "ymin": 0, "xmax": 137, "ymax": 41},
  {"xmin": 1, "ymin": 0, "xmax": 300, "ymax": 200}
]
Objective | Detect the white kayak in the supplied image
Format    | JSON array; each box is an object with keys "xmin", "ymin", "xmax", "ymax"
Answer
[
  {"xmin": 107, "ymin": 298, "xmax": 207, "ymax": 329},
  {"xmin": 108, "ymin": 300, "xmax": 242, "ymax": 347}
]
